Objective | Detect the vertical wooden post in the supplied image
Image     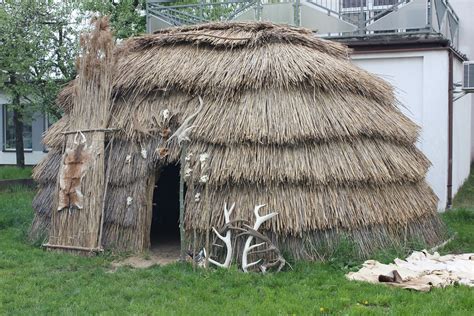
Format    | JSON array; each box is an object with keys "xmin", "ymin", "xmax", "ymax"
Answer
[
  {"xmin": 192, "ymin": 227, "xmax": 197, "ymax": 271},
  {"xmin": 204, "ymin": 184, "xmax": 210, "ymax": 268},
  {"xmin": 144, "ymin": 173, "xmax": 156, "ymax": 251},
  {"xmin": 98, "ymin": 136, "xmax": 114, "ymax": 249},
  {"xmin": 179, "ymin": 143, "xmax": 187, "ymax": 261},
  {"xmin": 189, "ymin": 153, "xmax": 197, "ymax": 271}
]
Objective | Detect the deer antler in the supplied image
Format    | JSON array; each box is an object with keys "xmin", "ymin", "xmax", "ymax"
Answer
[
  {"xmin": 167, "ymin": 96, "xmax": 203, "ymax": 146},
  {"xmin": 208, "ymin": 202, "xmax": 235, "ymax": 268},
  {"xmin": 241, "ymin": 204, "xmax": 278, "ymax": 272},
  {"xmin": 240, "ymin": 225, "xmax": 288, "ymax": 273}
]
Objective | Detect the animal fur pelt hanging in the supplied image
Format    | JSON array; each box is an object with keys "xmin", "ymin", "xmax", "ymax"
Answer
[{"xmin": 57, "ymin": 134, "xmax": 91, "ymax": 211}]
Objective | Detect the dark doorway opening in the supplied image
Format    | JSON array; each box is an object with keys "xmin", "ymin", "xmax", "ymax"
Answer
[{"xmin": 150, "ymin": 164, "xmax": 180, "ymax": 248}]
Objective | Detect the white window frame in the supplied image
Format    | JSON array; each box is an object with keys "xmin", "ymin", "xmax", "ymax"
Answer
[{"xmin": 2, "ymin": 104, "xmax": 33, "ymax": 152}]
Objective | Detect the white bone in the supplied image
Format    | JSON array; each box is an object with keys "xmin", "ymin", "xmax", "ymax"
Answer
[
  {"xmin": 185, "ymin": 153, "xmax": 193, "ymax": 161},
  {"xmin": 199, "ymin": 175, "xmax": 209, "ymax": 183},
  {"xmin": 162, "ymin": 109, "xmax": 170, "ymax": 120},
  {"xmin": 208, "ymin": 227, "xmax": 232, "ymax": 268},
  {"xmin": 244, "ymin": 258, "xmax": 262, "ymax": 269},
  {"xmin": 242, "ymin": 204, "xmax": 278, "ymax": 272},
  {"xmin": 252, "ymin": 204, "xmax": 278, "ymax": 230},
  {"xmin": 199, "ymin": 153, "xmax": 209, "ymax": 163},
  {"xmin": 140, "ymin": 147, "xmax": 147, "ymax": 159},
  {"xmin": 207, "ymin": 202, "xmax": 235, "ymax": 269},
  {"xmin": 167, "ymin": 96, "xmax": 203, "ymax": 146},
  {"xmin": 73, "ymin": 131, "xmax": 87, "ymax": 145},
  {"xmin": 79, "ymin": 131, "xmax": 86, "ymax": 144},
  {"xmin": 247, "ymin": 242, "xmax": 265, "ymax": 251},
  {"xmin": 184, "ymin": 167, "xmax": 193, "ymax": 179},
  {"xmin": 223, "ymin": 202, "xmax": 235, "ymax": 223}
]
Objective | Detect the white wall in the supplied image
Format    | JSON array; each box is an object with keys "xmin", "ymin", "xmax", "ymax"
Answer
[
  {"xmin": 449, "ymin": 0, "xmax": 474, "ymax": 160},
  {"xmin": 352, "ymin": 50, "xmax": 450, "ymax": 210},
  {"xmin": 0, "ymin": 151, "xmax": 47, "ymax": 165},
  {"xmin": 452, "ymin": 58, "xmax": 472, "ymax": 194}
]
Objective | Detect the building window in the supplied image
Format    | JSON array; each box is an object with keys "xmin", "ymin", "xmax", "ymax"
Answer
[
  {"xmin": 2, "ymin": 105, "xmax": 32, "ymax": 151},
  {"xmin": 374, "ymin": 0, "xmax": 398, "ymax": 6},
  {"xmin": 44, "ymin": 112, "xmax": 58, "ymax": 129},
  {"xmin": 342, "ymin": 0, "xmax": 367, "ymax": 8}
]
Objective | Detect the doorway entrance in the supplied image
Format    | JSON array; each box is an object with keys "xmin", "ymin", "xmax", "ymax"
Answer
[{"xmin": 150, "ymin": 164, "xmax": 180, "ymax": 249}]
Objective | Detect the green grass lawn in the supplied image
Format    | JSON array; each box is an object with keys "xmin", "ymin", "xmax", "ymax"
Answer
[
  {"xmin": 0, "ymin": 166, "xmax": 32, "ymax": 180},
  {"xmin": 454, "ymin": 165, "xmax": 474, "ymax": 209},
  {"xmin": 0, "ymin": 183, "xmax": 473, "ymax": 314}
]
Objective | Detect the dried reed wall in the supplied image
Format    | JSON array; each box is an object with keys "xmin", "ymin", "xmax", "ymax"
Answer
[{"xmin": 30, "ymin": 22, "xmax": 445, "ymax": 257}]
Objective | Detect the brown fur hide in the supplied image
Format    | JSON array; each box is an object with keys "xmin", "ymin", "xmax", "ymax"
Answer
[{"xmin": 57, "ymin": 143, "xmax": 91, "ymax": 211}]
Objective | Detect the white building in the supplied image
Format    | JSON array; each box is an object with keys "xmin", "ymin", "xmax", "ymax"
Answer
[
  {"xmin": 0, "ymin": 92, "xmax": 50, "ymax": 165},
  {"xmin": 330, "ymin": 0, "xmax": 474, "ymax": 209},
  {"xmin": 349, "ymin": 37, "xmax": 470, "ymax": 210},
  {"xmin": 146, "ymin": 0, "xmax": 474, "ymax": 209}
]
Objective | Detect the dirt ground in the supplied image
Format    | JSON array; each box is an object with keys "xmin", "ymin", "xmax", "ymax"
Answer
[{"xmin": 110, "ymin": 240, "xmax": 181, "ymax": 270}]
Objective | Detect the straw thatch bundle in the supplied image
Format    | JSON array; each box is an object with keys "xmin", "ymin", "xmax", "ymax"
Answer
[
  {"xmin": 31, "ymin": 22, "xmax": 445, "ymax": 259},
  {"xmin": 40, "ymin": 17, "xmax": 117, "ymax": 251}
]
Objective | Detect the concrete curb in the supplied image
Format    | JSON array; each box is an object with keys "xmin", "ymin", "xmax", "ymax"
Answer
[{"xmin": 0, "ymin": 179, "xmax": 36, "ymax": 190}]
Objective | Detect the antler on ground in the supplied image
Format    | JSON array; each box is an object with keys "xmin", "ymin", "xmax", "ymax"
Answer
[
  {"xmin": 208, "ymin": 202, "xmax": 235, "ymax": 268},
  {"xmin": 241, "ymin": 204, "xmax": 278, "ymax": 272},
  {"xmin": 201, "ymin": 202, "xmax": 287, "ymax": 273},
  {"xmin": 240, "ymin": 225, "xmax": 287, "ymax": 273}
]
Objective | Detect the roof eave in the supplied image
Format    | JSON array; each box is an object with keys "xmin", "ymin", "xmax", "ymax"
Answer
[{"xmin": 327, "ymin": 33, "xmax": 467, "ymax": 61}]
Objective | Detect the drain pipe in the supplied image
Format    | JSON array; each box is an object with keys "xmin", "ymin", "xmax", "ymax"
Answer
[{"xmin": 447, "ymin": 49, "xmax": 454, "ymax": 209}]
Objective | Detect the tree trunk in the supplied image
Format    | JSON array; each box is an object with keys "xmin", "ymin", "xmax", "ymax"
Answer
[{"xmin": 12, "ymin": 94, "xmax": 25, "ymax": 168}]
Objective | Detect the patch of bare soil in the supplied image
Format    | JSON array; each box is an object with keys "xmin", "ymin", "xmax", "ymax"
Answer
[{"xmin": 109, "ymin": 240, "xmax": 181, "ymax": 271}]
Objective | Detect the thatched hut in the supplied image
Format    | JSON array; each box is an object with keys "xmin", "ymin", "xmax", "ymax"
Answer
[{"xmin": 30, "ymin": 22, "xmax": 445, "ymax": 259}]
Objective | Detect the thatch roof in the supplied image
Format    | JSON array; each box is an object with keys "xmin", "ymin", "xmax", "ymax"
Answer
[{"xmin": 31, "ymin": 22, "xmax": 444, "ymax": 259}]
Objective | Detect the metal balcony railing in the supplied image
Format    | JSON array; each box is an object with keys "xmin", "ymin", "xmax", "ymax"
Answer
[
  {"xmin": 147, "ymin": 1, "xmax": 258, "ymax": 26},
  {"xmin": 146, "ymin": 0, "xmax": 460, "ymax": 48}
]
